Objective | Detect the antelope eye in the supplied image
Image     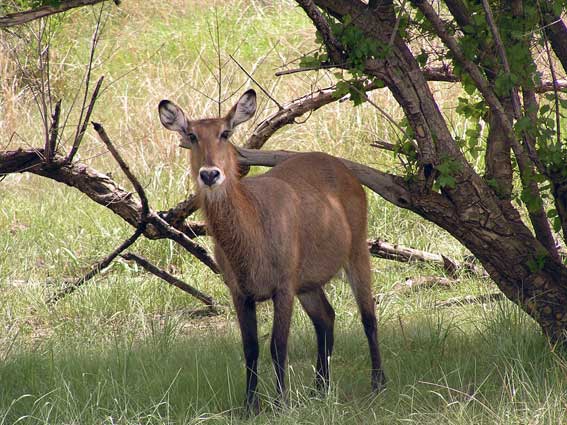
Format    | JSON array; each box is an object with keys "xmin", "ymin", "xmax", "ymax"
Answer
[
  {"xmin": 188, "ymin": 133, "xmax": 197, "ymax": 143},
  {"xmin": 220, "ymin": 130, "xmax": 230, "ymax": 140}
]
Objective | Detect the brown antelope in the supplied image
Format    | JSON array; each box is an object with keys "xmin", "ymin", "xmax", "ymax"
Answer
[{"xmin": 158, "ymin": 89, "xmax": 386, "ymax": 412}]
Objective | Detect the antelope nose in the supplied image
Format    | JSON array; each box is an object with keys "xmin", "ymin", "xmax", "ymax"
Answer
[{"xmin": 199, "ymin": 168, "xmax": 221, "ymax": 186}]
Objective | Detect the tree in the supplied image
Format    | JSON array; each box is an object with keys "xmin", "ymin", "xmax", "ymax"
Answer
[
  {"xmin": 2, "ymin": 0, "xmax": 567, "ymax": 343},
  {"xmin": 291, "ymin": 0, "xmax": 567, "ymax": 342}
]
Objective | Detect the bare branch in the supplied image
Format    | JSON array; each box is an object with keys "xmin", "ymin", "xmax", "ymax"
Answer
[
  {"xmin": 275, "ymin": 63, "xmax": 344, "ymax": 76},
  {"xmin": 121, "ymin": 252, "xmax": 219, "ymax": 307},
  {"xmin": 245, "ymin": 81, "xmax": 380, "ymax": 150},
  {"xmin": 295, "ymin": 0, "xmax": 344, "ymax": 64},
  {"xmin": 229, "ymin": 54, "xmax": 282, "ymax": 110},
  {"xmin": 236, "ymin": 147, "xmax": 412, "ymax": 208},
  {"xmin": 370, "ymin": 140, "xmax": 397, "ymax": 152},
  {"xmin": 0, "ymin": 0, "xmax": 118, "ymax": 28},
  {"xmin": 67, "ymin": 9, "xmax": 105, "ymax": 163},
  {"xmin": 45, "ymin": 99, "xmax": 61, "ymax": 164},
  {"xmin": 91, "ymin": 122, "xmax": 218, "ymax": 272},
  {"xmin": 368, "ymin": 239, "xmax": 487, "ymax": 277},
  {"xmin": 47, "ymin": 226, "xmax": 145, "ymax": 304},
  {"xmin": 159, "ymin": 194, "xmax": 200, "ymax": 229},
  {"xmin": 0, "ymin": 148, "xmax": 206, "ymax": 240},
  {"xmin": 436, "ymin": 293, "xmax": 505, "ymax": 308},
  {"xmin": 66, "ymin": 76, "xmax": 104, "ymax": 163},
  {"xmin": 148, "ymin": 213, "xmax": 219, "ymax": 274},
  {"xmin": 92, "ymin": 121, "xmax": 149, "ymax": 217}
]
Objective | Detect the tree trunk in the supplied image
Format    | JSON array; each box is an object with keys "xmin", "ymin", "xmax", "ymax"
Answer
[{"xmin": 307, "ymin": 0, "xmax": 567, "ymax": 343}]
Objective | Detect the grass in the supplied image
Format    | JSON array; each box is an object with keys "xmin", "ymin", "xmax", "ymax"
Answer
[{"xmin": 1, "ymin": 0, "xmax": 567, "ymax": 423}]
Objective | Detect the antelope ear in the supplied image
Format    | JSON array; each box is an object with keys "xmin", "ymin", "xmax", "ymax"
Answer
[
  {"xmin": 158, "ymin": 100, "xmax": 188, "ymax": 134},
  {"xmin": 227, "ymin": 89, "xmax": 256, "ymax": 128}
]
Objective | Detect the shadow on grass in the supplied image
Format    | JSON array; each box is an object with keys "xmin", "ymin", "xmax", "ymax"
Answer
[{"xmin": 1, "ymin": 302, "xmax": 566, "ymax": 424}]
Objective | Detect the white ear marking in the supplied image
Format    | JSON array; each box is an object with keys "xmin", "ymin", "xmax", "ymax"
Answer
[
  {"xmin": 229, "ymin": 89, "xmax": 257, "ymax": 128},
  {"xmin": 158, "ymin": 100, "xmax": 188, "ymax": 134}
]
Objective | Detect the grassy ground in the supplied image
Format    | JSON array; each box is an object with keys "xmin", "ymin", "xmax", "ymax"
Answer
[{"xmin": 1, "ymin": 1, "xmax": 567, "ymax": 424}]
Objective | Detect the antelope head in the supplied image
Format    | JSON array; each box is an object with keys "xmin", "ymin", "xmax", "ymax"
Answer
[{"xmin": 158, "ymin": 89, "xmax": 257, "ymax": 191}]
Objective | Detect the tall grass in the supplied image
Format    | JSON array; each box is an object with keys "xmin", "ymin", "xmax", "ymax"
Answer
[{"xmin": 1, "ymin": 1, "xmax": 566, "ymax": 424}]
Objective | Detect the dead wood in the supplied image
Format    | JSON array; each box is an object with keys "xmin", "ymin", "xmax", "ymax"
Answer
[
  {"xmin": 436, "ymin": 293, "xmax": 506, "ymax": 308},
  {"xmin": 46, "ymin": 122, "xmax": 218, "ymax": 303},
  {"xmin": 47, "ymin": 226, "xmax": 145, "ymax": 304},
  {"xmin": 1, "ymin": 147, "xmax": 478, "ymax": 278},
  {"xmin": 91, "ymin": 122, "xmax": 218, "ymax": 274},
  {"xmin": 66, "ymin": 77, "xmax": 104, "ymax": 164},
  {"xmin": 121, "ymin": 252, "xmax": 219, "ymax": 307},
  {"xmin": 244, "ymin": 82, "xmax": 380, "ymax": 150},
  {"xmin": 0, "ymin": 148, "xmax": 206, "ymax": 240},
  {"xmin": 0, "ymin": 0, "xmax": 119, "ymax": 28},
  {"xmin": 392, "ymin": 276, "xmax": 459, "ymax": 294},
  {"xmin": 368, "ymin": 239, "xmax": 486, "ymax": 277},
  {"xmin": 45, "ymin": 100, "xmax": 61, "ymax": 164}
]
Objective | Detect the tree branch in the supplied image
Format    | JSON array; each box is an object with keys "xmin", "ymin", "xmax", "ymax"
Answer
[
  {"xmin": 66, "ymin": 76, "xmax": 104, "ymax": 164},
  {"xmin": 92, "ymin": 122, "xmax": 219, "ymax": 274},
  {"xmin": 411, "ymin": 0, "xmax": 547, "ymax": 178},
  {"xmin": 368, "ymin": 239, "xmax": 487, "ymax": 276},
  {"xmin": 47, "ymin": 226, "xmax": 145, "ymax": 304},
  {"xmin": 0, "ymin": 0, "xmax": 119, "ymax": 28},
  {"xmin": 244, "ymin": 81, "xmax": 380, "ymax": 150},
  {"xmin": 121, "ymin": 252, "xmax": 219, "ymax": 307},
  {"xmin": 45, "ymin": 99, "xmax": 61, "ymax": 164},
  {"xmin": 295, "ymin": 0, "xmax": 345, "ymax": 64},
  {"xmin": 236, "ymin": 147, "xmax": 412, "ymax": 208}
]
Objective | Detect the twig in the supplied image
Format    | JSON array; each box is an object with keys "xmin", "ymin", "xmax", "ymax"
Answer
[
  {"xmin": 229, "ymin": 54, "xmax": 283, "ymax": 110},
  {"xmin": 481, "ymin": 0, "xmax": 522, "ymax": 119},
  {"xmin": 538, "ymin": 0, "xmax": 562, "ymax": 147},
  {"xmin": 121, "ymin": 252, "xmax": 219, "ymax": 307},
  {"xmin": 45, "ymin": 99, "xmax": 61, "ymax": 163},
  {"xmin": 67, "ymin": 8, "xmax": 104, "ymax": 163},
  {"xmin": 0, "ymin": 0, "xmax": 118, "ymax": 28},
  {"xmin": 47, "ymin": 226, "xmax": 145, "ymax": 304},
  {"xmin": 148, "ymin": 213, "xmax": 220, "ymax": 274},
  {"xmin": 66, "ymin": 76, "xmax": 104, "ymax": 163},
  {"xmin": 91, "ymin": 121, "xmax": 149, "ymax": 217},
  {"xmin": 352, "ymin": 85, "xmax": 411, "ymax": 138},
  {"xmin": 275, "ymin": 64, "xmax": 345, "ymax": 76},
  {"xmin": 370, "ymin": 140, "xmax": 397, "ymax": 152}
]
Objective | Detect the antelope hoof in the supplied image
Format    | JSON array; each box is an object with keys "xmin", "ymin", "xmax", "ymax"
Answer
[
  {"xmin": 243, "ymin": 396, "xmax": 260, "ymax": 416},
  {"xmin": 372, "ymin": 370, "xmax": 387, "ymax": 393}
]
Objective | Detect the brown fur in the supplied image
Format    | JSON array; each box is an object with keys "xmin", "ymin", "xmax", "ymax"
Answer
[{"xmin": 159, "ymin": 93, "xmax": 386, "ymax": 413}]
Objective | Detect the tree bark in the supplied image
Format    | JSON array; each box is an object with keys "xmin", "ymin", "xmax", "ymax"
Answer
[
  {"xmin": 303, "ymin": 0, "xmax": 567, "ymax": 343},
  {"xmin": 0, "ymin": 0, "xmax": 117, "ymax": 28}
]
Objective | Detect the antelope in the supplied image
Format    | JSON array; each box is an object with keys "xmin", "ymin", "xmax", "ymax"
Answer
[{"xmin": 158, "ymin": 89, "xmax": 386, "ymax": 412}]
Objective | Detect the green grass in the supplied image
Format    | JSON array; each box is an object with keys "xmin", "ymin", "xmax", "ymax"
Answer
[{"xmin": 2, "ymin": 0, "xmax": 567, "ymax": 423}]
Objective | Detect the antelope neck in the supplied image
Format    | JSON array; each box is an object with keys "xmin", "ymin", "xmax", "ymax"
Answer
[{"xmin": 202, "ymin": 179, "xmax": 263, "ymax": 274}]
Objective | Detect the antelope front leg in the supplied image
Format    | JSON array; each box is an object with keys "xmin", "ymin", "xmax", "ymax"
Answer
[
  {"xmin": 232, "ymin": 293, "xmax": 259, "ymax": 414},
  {"xmin": 270, "ymin": 290, "xmax": 294, "ymax": 405}
]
